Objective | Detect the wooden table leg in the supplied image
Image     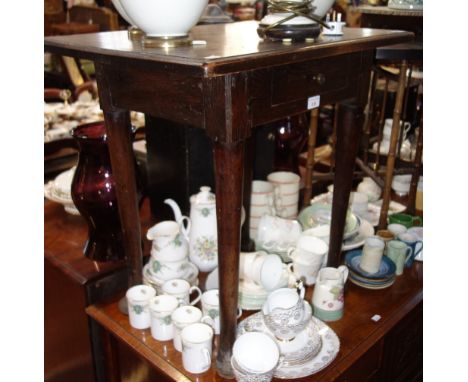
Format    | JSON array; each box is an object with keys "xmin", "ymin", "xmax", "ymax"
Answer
[
  {"xmin": 241, "ymin": 137, "xmax": 255, "ymax": 252},
  {"xmin": 213, "ymin": 141, "xmax": 245, "ymax": 378},
  {"xmin": 101, "ymin": 323, "xmax": 122, "ymax": 382},
  {"xmin": 378, "ymin": 61, "xmax": 408, "ymax": 230},
  {"xmin": 328, "ymin": 100, "xmax": 363, "ymax": 267},
  {"xmin": 303, "ymin": 108, "xmax": 319, "ymax": 206},
  {"xmin": 406, "ymin": 112, "xmax": 423, "ymax": 215}
]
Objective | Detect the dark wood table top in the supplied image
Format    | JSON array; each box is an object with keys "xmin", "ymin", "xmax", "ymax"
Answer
[
  {"xmin": 44, "ymin": 21, "xmax": 413, "ymax": 76},
  {"xmin": 44, "ymin": 198, "xmax": 155, "ymax": 286},
  {"xmin": 87, "ymin": 261, "xmax": 423, "ymax": 382},
  {"xmin": 353, "ymin": 5, "xmax": 423, "ymax": 17}
]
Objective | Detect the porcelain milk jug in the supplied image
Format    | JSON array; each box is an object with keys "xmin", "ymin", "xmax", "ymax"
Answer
[
  {"xmin": 311, "ymin": 265, "xmax": 349, "ymax": 322},
  {"xmin": 165, "ymin": 186, "xmax": 218, "ymax": 272}
]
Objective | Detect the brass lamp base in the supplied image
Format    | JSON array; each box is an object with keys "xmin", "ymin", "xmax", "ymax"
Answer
[
  {"xmin": 142, "ymin": 34, "xmax": 192, "ymax": 48},
  {"xmin": 128, "ymin": 27, "xmax": 144, "ymax": 41}
]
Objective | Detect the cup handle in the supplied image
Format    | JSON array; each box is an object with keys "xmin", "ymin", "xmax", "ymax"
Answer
[
  {"xmin": 414, "ymin": 241, "xmax": 423, "ymax": 256},
  {"xmin": 287, "ymin": 247, "xmax": 296, "ymax": 260},
  {"xmin": 338, "ymin": 265, "xmax": 349, "ymax": 283},
  {"xmin": 237, "ymin": 307, "xmax": 243, "ymax": 319},
  {"xmin": 296, "ymin": 280, "xmax": 305, "ymax": 299},
  {"xmin": 405, "ymin": 247, "xmax": 413, "ymax": 262},
  {"xmin": 201, "ymin": 315, "xmax": 215, "ymax": 328},
  {"xmin": 189, "ymin": 286, "xmax": 202, "ymax": 306},
  {"xmin": 179, "ymin": 216, "xmax": 191, "ymax": 241},
  {"xmin": 201, "ymin": 347, "xmax": 212, "ymax": 370},
  {"xmin": 413, "ymin": 216, "xmax": 423, "ymax": 226},
  {"xmin": 287, "ymin": 263, "xmax": 294, "ymax": 274},
  {"xmin": 403, "ymin": 121, "xmax": 411, "ymax": 135},
  {"xmin": 267, "ymin": 194, "xmax": 276, "ymax": 215}
]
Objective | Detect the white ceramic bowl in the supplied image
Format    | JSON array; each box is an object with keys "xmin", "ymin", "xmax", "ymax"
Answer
[
  {"xmin": 111, "ymin": 0, "xmax": 137, "ymax": 26},
  {"xmin": 120, "ymin": 0, "xmax": 209, "ymax": 37}
]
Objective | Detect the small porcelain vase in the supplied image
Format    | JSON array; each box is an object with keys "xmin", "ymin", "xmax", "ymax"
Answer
[{"xmin": 312, "ymin": 265, "xmax": 348, "ymax": 322}]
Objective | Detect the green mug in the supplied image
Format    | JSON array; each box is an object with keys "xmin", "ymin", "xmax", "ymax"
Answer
[
  {"xmin": 386, "ymin": 240, "xmax": 412, "ymax": 275},
  {"xmin": 388, "ymin": 213, "xmax": 422, "ymax": 228}
]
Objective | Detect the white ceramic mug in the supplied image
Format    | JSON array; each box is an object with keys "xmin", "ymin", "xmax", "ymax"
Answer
[
  {"xmin": 267, "ymin": 171, "xmax": 301, "ymax": 218},
  {"xmin": 126, "ymin": 284, "xmax": 157, "ymax": 330},
  {"xmin": 232, "ymin": 332, "xmax": 281, "ymax": 381},
  {"xmin": 201, "ymin": 289, "xmax": 242, "ymax": 335},
  {"xmin": 360, "ymin": 236, "xmax": 385, "ymax": 274},
  {"xmin": 349, "ymin": 191, "xmax": 368, "ymax": 216},
  {"xmin": 161, "ymin": 279, "xmax": 202, "ymax": 306},
  {"xmin": 181, "ymin": 322, "xmax": 214, "ymax": 374},
  {"xmin": 149, "ymin": 294, "xmax": 179, "ymax": 341},
  {"xmin": 171, "ymin": 305, "xmax": 214, "ymax": 352},
  {"xmin": 250, "ymin": 180, "xmax": 277, "ymax": 218},
  {"xmin": 256, "ymin": 215, "xmax": 302, "ymax": 253}
]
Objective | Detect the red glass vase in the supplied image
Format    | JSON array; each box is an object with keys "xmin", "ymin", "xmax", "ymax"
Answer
[
  {"xmin": 273, "ymin": 113, "xmax": 309, "ymax": 174},
  {"xmin": 70, "ymin": 121, "xmax": 140, "ymax": 262}
]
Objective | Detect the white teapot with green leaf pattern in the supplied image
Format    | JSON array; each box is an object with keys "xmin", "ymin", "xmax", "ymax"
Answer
[{"xmin": 165, "ymin": 186, "xmax": 218, "ymax": 272}]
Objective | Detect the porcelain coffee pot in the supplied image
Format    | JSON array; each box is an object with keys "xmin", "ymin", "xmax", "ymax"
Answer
[{"xmin": 165, "ymin": 186, "xmax": 218, "ymax": 272}]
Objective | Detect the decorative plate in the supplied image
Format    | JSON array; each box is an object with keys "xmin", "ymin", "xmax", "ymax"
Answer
[
  {"xmin": 342, "ymin": 218, "xmax": 374, "ymax": 251},
  {"xmin": 345, "ymin": 250, "xmax": 396, "ymax": 279},
  {"xmin": 44, "ymin": 181, "xmax": 80, "ymax": 215},
  {"xmin": 349, "ymin": 275, "xmax": 395, "ymax": 290},
  {"xmin": 142, "ymin": 263, "xmax": 199, "ymax": 293}
]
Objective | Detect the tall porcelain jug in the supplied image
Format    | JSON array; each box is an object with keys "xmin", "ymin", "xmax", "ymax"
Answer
[
  {"xmin": 165, "ymin": 186, "xmax": 218, "ymax": 272},
  {"xmin": 311, "ymin": 265, "xmax": 348, "ymax": 322}
]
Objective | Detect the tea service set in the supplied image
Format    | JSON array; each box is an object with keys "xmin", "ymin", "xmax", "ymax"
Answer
[{"xmin": 126, "ymin": 178, "xmax": 420, "ymax": 379}]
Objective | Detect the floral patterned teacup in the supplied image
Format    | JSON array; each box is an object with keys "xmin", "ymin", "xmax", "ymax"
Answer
[
  {"xmin": 149, "ymin": 256, "xmax": 191, "ymax": 281},
  {"xmin": 126, "ymin": 284, "xmax": 157, "ymax": 329},
  {"xmin": 311, "ymin": 265, "xmax": 348, "ymax": 322},
  {"xmin": 149, "ymin": 294, "xmax": 180, "ymax": 341}
]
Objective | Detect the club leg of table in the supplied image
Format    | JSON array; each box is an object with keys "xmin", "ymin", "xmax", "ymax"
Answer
[
  {"xmin": 328, "ymin": 100, "xmax": 363, "ymax": 267},
  {"xmin": 241, "ymin": 137, "xmax": 255, "ymax": 252},
  {"xmin": 213, "ymin": 141, "xmax": 245, "ymax": 378},
  {"xmin": 103, "ymin": 110, "xmax": 143, "ymax": 286},
  {"xmin": 378, "ymin": 61, "xmax": 408, "ymax": 230}
]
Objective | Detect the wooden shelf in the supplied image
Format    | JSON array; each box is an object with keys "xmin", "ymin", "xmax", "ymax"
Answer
[{"xmin": 87, "ymin": 262, "xmax": 423, "ymax": 381}]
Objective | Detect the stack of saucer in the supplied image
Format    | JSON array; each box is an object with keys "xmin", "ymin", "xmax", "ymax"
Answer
[{"xmin": 345, "ymin": 250, "xmax": 396, "ymax": 290}]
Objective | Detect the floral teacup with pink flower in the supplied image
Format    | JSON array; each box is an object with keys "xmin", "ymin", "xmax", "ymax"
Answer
[{"xmin": 311, "ymin": 266, "xmax": 348, "ymax": 322}]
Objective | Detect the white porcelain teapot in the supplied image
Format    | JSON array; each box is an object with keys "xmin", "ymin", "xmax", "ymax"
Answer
[{"xmin": 165, "ymin": 186, "xmax": 218, "ymax": 272}]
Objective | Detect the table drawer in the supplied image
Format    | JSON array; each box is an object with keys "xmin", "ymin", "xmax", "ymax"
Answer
[
  {"xmin": 336, "ymin": 340, "xmax": 383, "ymax": 382},
  {"xmin": 270, "ymin": 52, "xmax": 362, "ymax": 106}
]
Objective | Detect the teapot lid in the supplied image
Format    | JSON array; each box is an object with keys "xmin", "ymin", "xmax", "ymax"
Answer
[{"xmin": 191, "ymin": 186, "xmax": 216, "ymax": 205}]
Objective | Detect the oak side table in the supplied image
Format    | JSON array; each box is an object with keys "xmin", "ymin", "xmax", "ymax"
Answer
[{"xmin": 45, "ymin": 21, "xmax": 412, "ymax": 378}]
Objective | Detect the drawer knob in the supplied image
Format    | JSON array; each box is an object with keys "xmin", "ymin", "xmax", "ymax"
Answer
[{"xmin": 313, "ymin": 73, "xmax": 326, "ymax": 85}]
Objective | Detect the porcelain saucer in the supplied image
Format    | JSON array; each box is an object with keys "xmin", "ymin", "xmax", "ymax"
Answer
[
  {"xmin": 142, "ymin": 263, "xmax": 199, "ymax": 294},
  {"xmin": 342, "ymin": 218, "xmax": 374, "ymax": 251},
  {"xmin": 238, "ymin": 312, "xmax": 339, "ymax": 379},
  {"xmin": 44, "ymin": 182, "xmax": 80, "ymax": 215},
  {"xmin": 349, "ymin": 274, "xmax": 395, "ymax": 290}
]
